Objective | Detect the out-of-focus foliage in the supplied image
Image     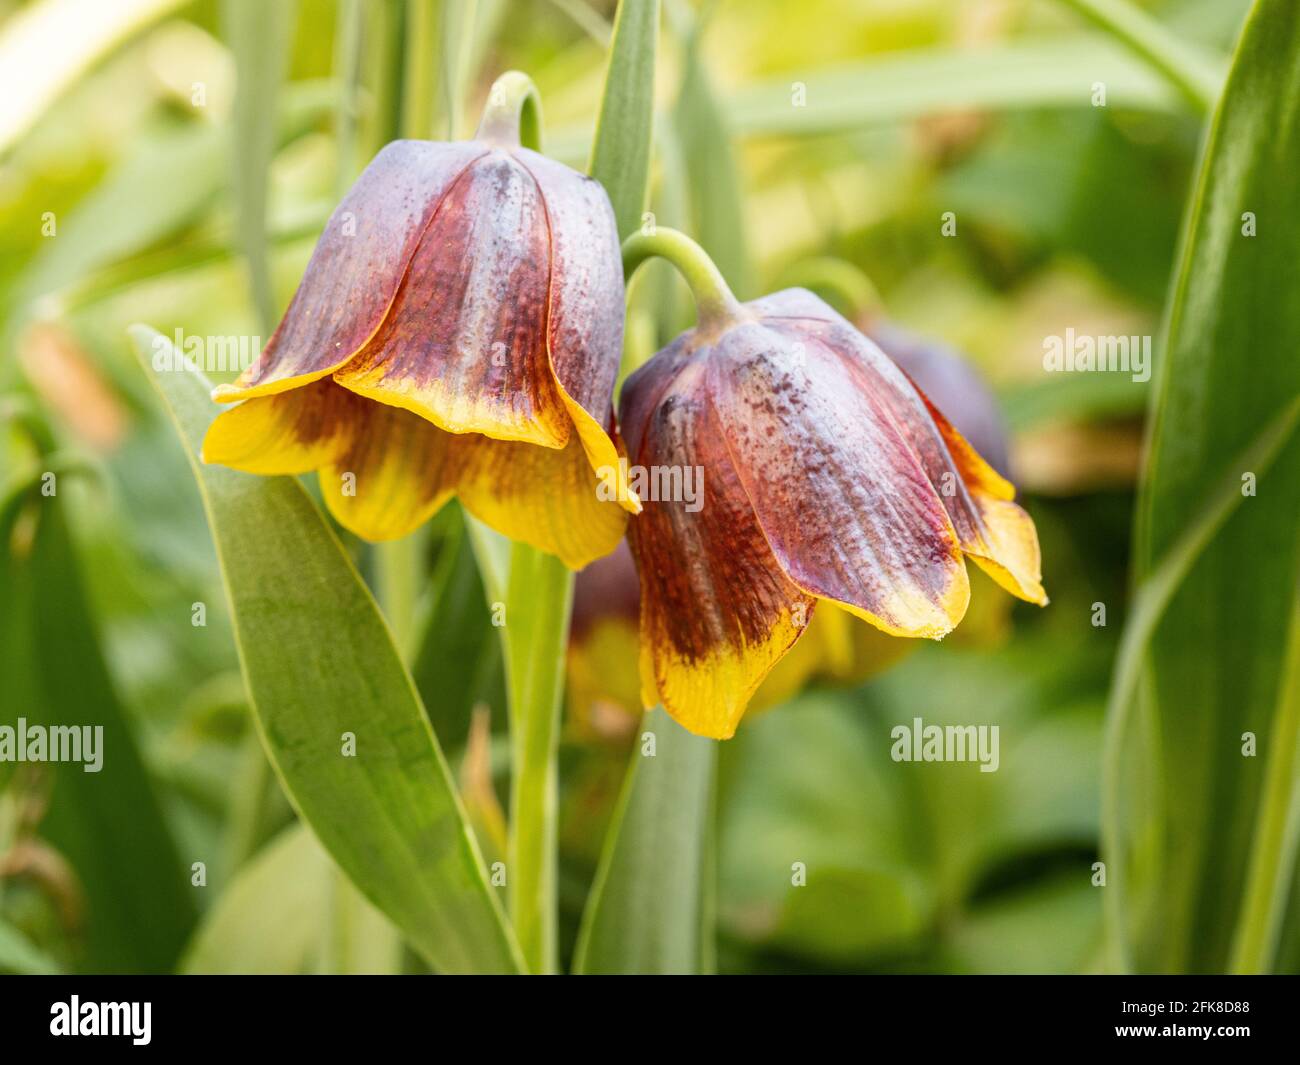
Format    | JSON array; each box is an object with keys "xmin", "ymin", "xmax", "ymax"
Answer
[{"xmin": 1, "ymin": 476, "xmax": 195, "ymax": 973}]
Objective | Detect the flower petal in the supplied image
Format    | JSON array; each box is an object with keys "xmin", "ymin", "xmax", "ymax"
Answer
[
  {"xmin": 517, "ymin": 150, "xmax": 637, "ymax": 510},
  {"xmin": 332, "ymin": 149, "xmax": 572, "ymax": 449},
  {"xmin": 202, "ymin": 379, "xmax": 360, "ymax": 474},
  {"xmin": 753, "ymin": 602, "xmax": 914, "ymax": 712},
  {"xmin": 451, "ymin": 430, "xmax": 627, "ymax": 570},
  {"xmin": 923, "ymin": 393, "xmax": 1046, "ymax": 603},
  {"xmin": 706, "ymin": 320, "xmax": 970, "ymax": 639},
  {"xmin": 781, "ymin": 304, "xmax": 1046, "ymax": 605},
  {"xmin": 214, "ymin": 141, "xmax": 486, "ymax": 401},
  {"xmin": 319, "ymin": 401, "xmax": 456, "ymax": 542},
  {"xmin": 624, "ymin": 360, "xmax": 813, "ymax": 738},
  {"xmin": 865, "ymin": 317, "xmax": 1012, "ymax": 479},
  {"xmin": 746, "ymin": 287, "xmax": 831, "ymax": 321},
  {"xmin": 618, "ymin": 330, "xmax": 695, "ymax": 460}
]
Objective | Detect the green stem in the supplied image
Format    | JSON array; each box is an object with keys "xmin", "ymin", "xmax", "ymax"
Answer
[
  {"xmin": 1057, "ymin": 0, "xmax": 1221, "ymax": 114},
  {"xmin": 622, "ymin": 227, "xmax": 744, "ymax": 336},
  {"xmin": 503, "ymin": 543, "xmax": 573, "ymax": 974},
  {"xmin": 437, "ymin": 0, "xmax": 483, "ymax": 139},
  {"xmin": 1229, "ymin": 596, "xmax": 1300, "ymax": 973},
  {"xmin": 363, "ymin": 0, "xmax": 404, "ymax": 151},
  {"xmin": 402, "ymin": 0, "xmax": 439, "ymax": 139},
  {"xmin": 332, "ymin": 0, "xmax": 364, "ymax": 197},
  {"xmin": 476, "ymin": 71, "xmax": 543, "ymax": 151}
]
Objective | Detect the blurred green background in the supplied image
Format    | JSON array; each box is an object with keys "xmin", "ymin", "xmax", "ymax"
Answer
[{"xmin": 3, "ymin": 0, "xmax": 1295, "ymax": 975}]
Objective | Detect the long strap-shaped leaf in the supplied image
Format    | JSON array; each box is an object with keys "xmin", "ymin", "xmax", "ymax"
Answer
[
  {"xmin": 1055, "ymin": 0, "xmax": 1221, "ymax": 113},
  {"xmin": 1104, "ymin": 0, "xmax": 1300, "ymax": 974},
  {"xmin": 223, "ymin": 0, "xmax": 296, "ymax": 335},
  {"xmin": 587, "ymin": 0, "xmax": 659, "ymax": 236},
  {"xmin": 541, "ymin": 35, "xmax": 1205, "ymax": 165},
  {"xmin": 670, "ymin": 2, "xmax": 751, "ymax": 299},
  {"xmin": 131, "ymin": 327, "xmax": 523, "ymax": 974},
  {"xmin": 574, "ymin": 708, "xmax": 715, "ymax": 973}
]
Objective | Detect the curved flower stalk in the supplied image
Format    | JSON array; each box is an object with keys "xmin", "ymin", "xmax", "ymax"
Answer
[
  {"xmin": 618, "ymin": 229, "xmax": 1047, "ymax": 739},
  {"xmin": 203, "ymin": 72, "xmax": 638, "ymax": 569}
]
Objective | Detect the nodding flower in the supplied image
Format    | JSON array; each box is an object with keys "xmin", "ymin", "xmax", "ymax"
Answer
[
  {"xmin": 617, "ymin": 230, "xmax": 1046, "ymax": 739},
  {"xmin": 203, "ymin": 72, "xmax": 638, "ymax": 568}
]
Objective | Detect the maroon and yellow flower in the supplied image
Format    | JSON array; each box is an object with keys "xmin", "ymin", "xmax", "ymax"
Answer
[
  {"xmin": 619, "ymin": 284, "xmax": 1046, "ymax": 739},
  {"xmin": 203, "ymin": 80, "xmax": 637, "ymax": 568}
]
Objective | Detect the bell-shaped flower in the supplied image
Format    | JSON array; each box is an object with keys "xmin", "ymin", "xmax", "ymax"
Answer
[
  {"xmin": 569, "ymin": 313, "xmax": 1023, "ymax": 732},
  {"xmin": 618, "ymin": 242, "xmax": 1045, "ymax": 738},
  {"xmin": 202, "ymin": 73, "xmax": 637, "ymax": 568}
]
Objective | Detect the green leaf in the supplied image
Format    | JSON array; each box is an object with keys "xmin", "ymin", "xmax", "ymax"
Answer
[
  {"xmin": 1105, "ymin": 0, "xmax": 1300, "ymax": 974},
  {"xmin": 0, "ymin": 0, "xmax": 188, "ymax": 154},
  {"xmin": 16, "ymin": 80, "xmax": 336, "ymax": 322},
  {"xmin": 356, "ymin": 0, "xmax": 404, "ymax": 152},
  {"xmin": 1231, "ymin": 594, "xmax": 1300, "ymax": 973},
  {"xmin": 439, "ymin": 0, "xmax": 508, "ymax": 140},
  {"xmin": 129, "ymin": 326, "xmax": 523, "ymax": 974},
  {"xmin": 180, "ymin": 823, "xmax": 330, "ymax": 974},
  {"xmin": 1055, "ymin": 0, "xmax": 1222, "ymax": 113},
  {"xmin": 0, "ymin": 919, "xmax": 62, "ymax": 975},
  {"xmin": 587, "ymin": 0, "xmax": 660, "ymax": 239},
  {"xmin": 400, "ymin": 0, "xmax": 505, "ymax": 143},
  {"xmin": 726, "ymin": 37, "xmax": 1191, "ymax": 138},
  {"xmin": 182, "ymin": 821, "xmax": 400, "ymax": 975},
  {"xmin": 948, "ymin": 874, "xmax": 1103, "ymax": 975},
  {"xmin": 547, "ymin": 0, "xmax": 612, "ymax": 46},
  {"xmin": 769, "ymin": 868, "xmax": 921, "ymax": 964},
  {"xmin": 501, "ymin": 542, "xmax": 572, "ymax": 974},
  {"xmin": 223, "ymin": 0, "xmax": 297, "ymax": 334},
  {"xmin": 545, "ymin": 36, "xmax": 1203, "ymax": 169},
  {"xmin": 332, "ymin": 0, "xmax": 366, "ymax": 196},
  {"xmin": 318, "ymin": 866, "xmax": 404, "ymax": 975},
  {"xmin": 573, "ymin": 709, "xmax": 715, "ymax": 973},
  {"xmin": 0, "ymin": 482, "xmax": 196, "ymax": 973},
  {"xmin": 715, "ymin": 646, "xmax": 1106, "ymax": 973},
  {"xmin": 670, "ymin": 5, "xmax": 752, "ymax": 297},
  {"xmin": 20, "ymin": 122, "xmax": 225, "ymax": 309},
  {"xmin": 400, "ymin": 0, "xmax": 437, "ymax": 141}
]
